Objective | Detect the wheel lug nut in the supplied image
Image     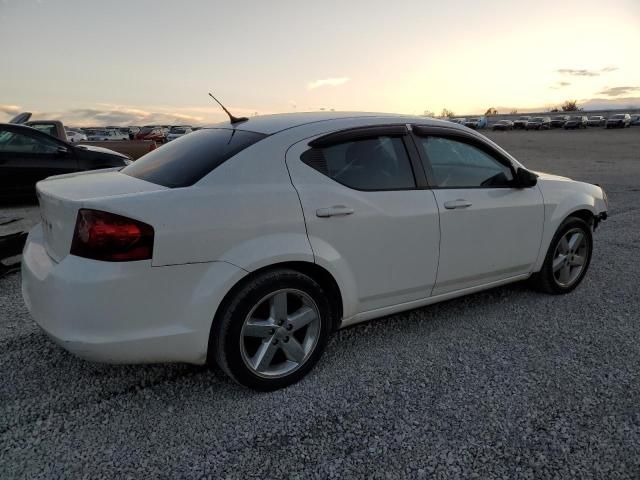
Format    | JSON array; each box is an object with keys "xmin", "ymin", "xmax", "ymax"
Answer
[
  {"xmin": 272, "ymin": 339, "xmax": 279, "ymax": 345},
  {"xmin": 269, "ymin": 329, "xmax": 275, "ymax": 335},
  {"xmin": 277, "ymin": 320, "xmax": 284, "ymax": 326},
  {"xmin": 284, "ymin": 336, "xmax": 289, "ymax": 343},
  {"xmin": 286, "ymin": 324, "xmax": 293, "ymax": 331}
]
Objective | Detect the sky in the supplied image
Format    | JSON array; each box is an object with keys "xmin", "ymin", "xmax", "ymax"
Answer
[{"xmin": 1, "ymin": 0, "xmax": 639, "ymax": 126}]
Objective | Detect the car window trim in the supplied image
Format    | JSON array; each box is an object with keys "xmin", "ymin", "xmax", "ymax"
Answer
[
  {"xmin": 302, "ymin": 126, "xmax": 421, "ymax": 192},
  {"xmin": 410, "ymin": 125, "xmax": 518, "ymax": 189}
]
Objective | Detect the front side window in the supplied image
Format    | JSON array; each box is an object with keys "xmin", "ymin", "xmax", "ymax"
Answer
[
  {"xmin": 301, "ymin": 135, "xmax": 415, "ymax": 191},
  {"xmin": 417, "ymin": 136, "xmax": 514, "ymax": 188},
  {"xmin": 0, "ymin": 129, "xmax": 59, "ymax": 154}
]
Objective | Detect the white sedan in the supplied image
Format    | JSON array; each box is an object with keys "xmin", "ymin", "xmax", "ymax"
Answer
[
  {"xmin": 65, "ymin": 129, "xmax": 88, "ymax": 142},
  {"xmin": 22, "ymin": 112, "xmax": 608, "ymax": 390},
  {"xmin": 166, "ymin": 126, "xmax": 193, "ymax": 142},
  {"xmin": 86, "ymin": 129, "xmax": 129, "ymax": 141}
]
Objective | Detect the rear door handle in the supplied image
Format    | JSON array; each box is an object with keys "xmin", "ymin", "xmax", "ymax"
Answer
[
  {"xmin": 443, "ymin": 199, "xmax": 472, "ymax": 210},
  {"xmin": 316, "ymin": 205, "xmax": 354, "ymax": 218}
]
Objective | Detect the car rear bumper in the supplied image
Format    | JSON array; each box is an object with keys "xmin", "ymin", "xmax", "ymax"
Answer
[{"xmin": 21, "ymin": 224, "xmax": 246, "ymax": 365}]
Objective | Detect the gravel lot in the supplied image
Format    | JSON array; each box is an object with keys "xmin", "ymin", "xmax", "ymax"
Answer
[{"xmin": 1, "ymin": 128, "xmax": 639, "ymax": 479}]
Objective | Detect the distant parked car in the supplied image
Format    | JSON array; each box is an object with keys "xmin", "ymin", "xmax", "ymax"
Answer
[
  {"xmin": 605, "ymin": 114, "xmax": 631, "ymax": 129},
  {"xmin": 166, "ymin": 126, "xmax": 193, "ymax": 142},
  {"xmin": 65, "ymin": 129, "xmax": 88, "ymax": 142},
  {"xmin": 87, "ymin": 129, "xmax": 129, "ymax": 141},
  {"xmin": 492, "ymin": 120, "xmax": 514, "ymax": 131},
  {"xmin": 629, "ymin": 115, "xmax": 640, "ymax": 126},
  {"xmin": 0, "ymin": 123, "xmax": 130, "ymax": 201},
  {"xmin": 513, "ymin": 116, "xmax": 531, "ymax": 129},
  {"xmin": 564, "ymin": 116, "xmax": 588, "ymax": 130},
  {"xmin": 550, "ymin": 116, "xmax": 570, "ymax": 128},
  {"xmin": 135, "ymin": 126, "xmax": 167, "ymax": 143},
  {"xmin": 587, "ymin": 116, "xmax": 606, "ymax": 127},
  {"xmin": 462, "ymin": 118, "xmax": 487, "ymax": 130},
  {"xmin": 526, "ymin": 117, "xmax": 551, "ymax": 130},
  {"xmin": 448, "ymin": 118, "xmax": 466, "ymax": 125}
]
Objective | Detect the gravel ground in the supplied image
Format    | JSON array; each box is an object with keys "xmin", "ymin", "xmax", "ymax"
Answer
[{"xmin": 1, "ymin": 128, "xmax": 639, "ymax": 479}]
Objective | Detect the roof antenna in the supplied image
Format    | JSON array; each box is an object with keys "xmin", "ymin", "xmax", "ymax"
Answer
[{"xmin": 208, "ymin": 93, "xmax": 248, "ymax": 124}]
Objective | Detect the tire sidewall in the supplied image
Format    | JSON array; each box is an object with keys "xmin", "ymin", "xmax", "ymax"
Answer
[{"xmin": 212, "ymin": 270, "xmax": 332, "ymax": 391}]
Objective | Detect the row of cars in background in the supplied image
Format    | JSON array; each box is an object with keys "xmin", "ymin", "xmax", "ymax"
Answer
[
  {"xmin": 450, "ymin": 113, "xmax": 639, "ymax": 131},
  {"xmin": 492, "ymin": 114, "xmax": 636, "ymax": 131},
  {"xmin": 64, "ymin": 125, "xmax": 198, "ymax": 143}
]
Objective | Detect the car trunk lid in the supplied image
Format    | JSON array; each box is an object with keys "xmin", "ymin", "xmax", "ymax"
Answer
[{"xmin": 36, "ymin": 169, "xmax": 166, "ymax": 262}]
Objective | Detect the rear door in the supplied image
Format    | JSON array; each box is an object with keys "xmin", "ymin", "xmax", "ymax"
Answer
[
  {"xmin": 0, "ymin": 125, "xmax": 78, "ymax": 198},
  {"xmin": 286, "ymin": 125, "xmax": 440, "ymax": 315},
  {"xmin": 412, "ymin": 127, "xmax": 544, "ymax": 295}
]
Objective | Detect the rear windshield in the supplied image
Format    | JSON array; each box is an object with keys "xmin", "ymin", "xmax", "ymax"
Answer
[{"xmin": 122, "ymin": 128, "xmax": 267, "ymax": 187}]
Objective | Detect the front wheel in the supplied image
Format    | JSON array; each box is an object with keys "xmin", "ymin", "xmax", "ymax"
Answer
[
  {"xmin": 209, "ymin": 269, "xmax": 333, "ymax": 390},
  {"xmin": 530, "ymin": 217, "xmax": 593, "ymax": 294}
]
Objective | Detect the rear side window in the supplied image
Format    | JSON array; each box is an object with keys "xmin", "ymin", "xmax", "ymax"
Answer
[
  {"xmin": 301, "ymin": 136, "xmax": 415, "ymax": 191},
  {"xmin": 123, "ymin": 128, "xmax": 266, "ymax": 187}
]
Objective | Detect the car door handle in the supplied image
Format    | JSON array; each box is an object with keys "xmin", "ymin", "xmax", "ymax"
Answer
[
  {"xmin": 316, "ymin": 205, "xmax": 354, "ymax": 218},
  {"xmin": 443, "ymin": 199, "xmax": 472, "ymax": 210}
]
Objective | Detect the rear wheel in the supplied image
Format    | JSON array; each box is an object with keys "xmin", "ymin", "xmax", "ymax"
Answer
[
  {"xmin": 209, "ymin": 269, "xmax": 332, "ymax": 390},
  {"xmin": 530, "ymin": 217, "xmax": 593, "ymax": 294}
]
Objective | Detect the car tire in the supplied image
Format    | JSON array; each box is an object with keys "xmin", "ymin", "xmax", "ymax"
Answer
[
  {"xmin": 209, "ymin": 269, "xmax": 333, "ymax": 391},
  {"xmin": 530, "ymin": 216, "xmax": 593, "ymax": 295}
]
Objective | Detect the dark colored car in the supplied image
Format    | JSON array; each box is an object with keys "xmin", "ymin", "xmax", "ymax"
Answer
[
  {"xmin": 0, "ymin": 123, "xmax": 131, "ymax": 201},
  {"xmin": 526, "ymin": 116, "xmax": 551, "ymax": 130},
  {"xmin": 491, "ymin": 120, "xmax": 514, "ymax": 131},
  {"xmin": 564, "ymin": 116, "xmax": 588, "ymax": 129},
  {"xmin": 134, "ymin": 126, "xmax": 167, "ymax": 143},
  {"xmin": 550, "ymin": 115, "xmax": 570, "ymax": 128},
  {"xmin": 513, "ymin": 116, "xmax": 531, "ymax": 129},
  {"xmin": 606, "ymin": 113, "xmax": 631, "ymax": 128},
  {"xmin": 630, "ymin": 115, "xmax": 640, "ymax": 126}
]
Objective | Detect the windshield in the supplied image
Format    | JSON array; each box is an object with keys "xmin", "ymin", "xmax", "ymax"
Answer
[
  {"xmin": 532, "ymin": 117, "xmax": 544, "ymax": 122},
  {"xmin": 518, "ymin": 117, "xmax": 529, "ymax": 120},
  {"xmin": 92, "ymin": 130, "xmax": 108, "ymax": 135},
  {"xmin": 123, "ymin": 128, "xmax": 267, "ymax": 188},
  {"xmin": 170, "ymin": 128, "xmax": 187, "ymax": 134},
  {"xmin": 571, "ymin": 116, "xmax": 582, "ymax": 121},
  {"xmin": 611, "ymin": 114, "xmax": 625, "ymax": 119}
]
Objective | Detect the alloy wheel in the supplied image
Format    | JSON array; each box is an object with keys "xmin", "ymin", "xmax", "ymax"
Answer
[
  {"xmin": 552, "ymin": 228, "xmax": 589, "ymax": 287},
  {"xmin": 240, "ymin": 289, "xmax": 321, "ymax": 378}
]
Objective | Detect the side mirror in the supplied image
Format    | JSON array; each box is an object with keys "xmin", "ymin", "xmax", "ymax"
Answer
[{"xmin": 515, "ymin": 168, "xmax": 537, "ymax": 188}]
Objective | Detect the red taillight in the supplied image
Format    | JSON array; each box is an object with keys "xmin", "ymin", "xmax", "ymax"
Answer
[{"xmin": 70, "ymin": 209, "xmax": 154, "ymax": 262}]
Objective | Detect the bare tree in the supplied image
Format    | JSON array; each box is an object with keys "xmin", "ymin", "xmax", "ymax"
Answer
[
  {"xmin": 440, "ymin": 108, "xmax": 455, "ymax": 118},
  {"xmin": 485, "ymin": 107, "xmax": 498, "ymax": 115},
  {"xmin": 509, "ymin": 109, "xmax": 518, "ymax": 114},
  {"xmin": 561, "ymin": 100, "xmax": 581, "ymax": 112},
  {"xmin": 423, "ymin": 110, "xmax": 435, "ymax": 117}
]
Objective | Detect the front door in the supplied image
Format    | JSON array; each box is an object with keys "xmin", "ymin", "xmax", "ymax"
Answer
[{"xmin": 412, "ymin": 132, "xmax": 545, "ymax": 295}]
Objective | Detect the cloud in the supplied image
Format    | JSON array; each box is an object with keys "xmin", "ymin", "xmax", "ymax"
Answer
[
  {"xmin": 551, "ymin": 81, "xmax": 571, "ymax": 89},
  {"xmin": 579, "ymin": 96, "xmax": 640, "ymax": 110},
  {"xmin": 557, "ymin": 66, "xmax": 619, "ymax": 77},
  {"xmin": 307, "ymin": 77, "xmax": 349, "ymax": 90},
  {"xmin": 0, "ymin": 102, "xmax": 269, "ymax": 126},
  {"xmin": 0, "ymin": 104, "xmax": 21, "ymax": 115},
  {"xmin": 596, "ymin": 86, "xmax": 639, "ymax": 97}
]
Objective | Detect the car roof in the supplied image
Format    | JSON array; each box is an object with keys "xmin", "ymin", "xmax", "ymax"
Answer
[{"xmin": 205, "ymin": 111, "xmax": 465, "ymax": 135}]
